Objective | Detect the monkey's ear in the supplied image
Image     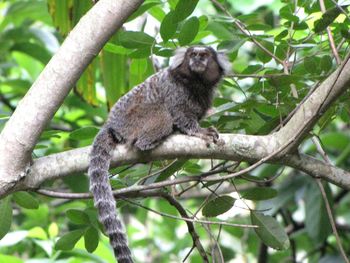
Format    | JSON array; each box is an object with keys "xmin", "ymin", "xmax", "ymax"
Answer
[
  {"xmin": 217, "ymin": 52, "xmax": 232, "ymax": 75},
  {"xmin": 170, "ymin": 47, "xmax": 187, "ymax": 69}
]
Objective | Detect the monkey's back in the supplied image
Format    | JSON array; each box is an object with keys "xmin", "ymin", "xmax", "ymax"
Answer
[{"xmin": 105, "ymin": 69, "xmax": 174, "ymax": 147}]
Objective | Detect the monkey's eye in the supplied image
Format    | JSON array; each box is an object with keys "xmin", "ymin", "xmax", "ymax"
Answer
[{"xmin": 190, "ymin": 52, "xmax": 196, "ymax": 58}]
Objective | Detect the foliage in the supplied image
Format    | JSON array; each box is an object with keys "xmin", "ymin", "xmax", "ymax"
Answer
[{"xmin": 0, "ymin": 0, "xmax": 350, "ymax": 262}]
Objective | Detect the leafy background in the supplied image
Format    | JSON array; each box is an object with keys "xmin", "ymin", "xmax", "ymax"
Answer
[{"xmin": 0, "ymin": 0, "xmax": 350, "ymax": 262}]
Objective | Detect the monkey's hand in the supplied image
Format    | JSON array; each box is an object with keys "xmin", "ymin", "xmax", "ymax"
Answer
[
  {"xmin": 174, "ymin": 115, "xmax": 220, "ymax": 146},
  {"xmin": 194, "ymin": 126, "xmax": 219, "ymax": 146}
]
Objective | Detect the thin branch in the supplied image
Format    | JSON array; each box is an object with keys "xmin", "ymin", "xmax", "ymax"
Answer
[
  {"xmin": 160, "ymin": 193, "xmax": 209, "ymax": 263},
  {"xmin": 319, "ymin": 0, "xmax": 342, "ymax": 65},
  {"xmin": 121, "ymin": 196, "xmax": 259, "ymax": 229},
  {"xmin": 37, "ymin": 188, "xmax": 257, "ymax": 228},
  {"xmin": 316, "ymin": 179, "xmax": 349, "ymax": 262},
  {"xmin": 228, "ymin": 73, "xmax": 288, "ymax": 79},
  {"xmin": 210, "ymin": 0, "xmax": 284, "ymax": 65}
]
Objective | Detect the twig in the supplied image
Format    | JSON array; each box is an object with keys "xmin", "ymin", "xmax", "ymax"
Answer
[
  {"xmin": 122, "ymin": 196, "xmax": 258, "ymax": 229},
  {"xmin": 160, "ymin": 193, "xmax": 209, "ymax": 263},
  {"xmin": 210, "ymin": 0, "xmax": 284, "ymax": 65},
  {"xmin": 228, "ymin": 73, "xmax": 289, "ymax": 79},
  {"xmin": 316, "ymin": 179, "xmax": 349, "ymax": 263},
  {"xmin": 239, "ymin": 166, "xmax": 285, "ymax": 184},
  {"xmin": 37, "ymin": 188, "xmax": 257, "ymax": 229},
  {"xmin": 319, "ymin": 0, "xmax": 342, "ymax": 65},
  {"xmin": 136, "ymin": 159, "xmax": 178, "ymax": 185}
]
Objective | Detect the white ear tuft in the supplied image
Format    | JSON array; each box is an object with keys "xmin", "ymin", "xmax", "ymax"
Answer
[
  {"xmin": 170, "ymin": 47, "xmax": 187, "ymax": 69},
  {"xmin": 217, "ymin": 52, "xmax": 232, "ymax": 75}
]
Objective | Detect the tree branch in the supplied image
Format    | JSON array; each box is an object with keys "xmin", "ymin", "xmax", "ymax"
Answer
[
  {"xmin": 5, "ymin": 132, "xmax": 350, "ymax": 198},
  {"xmin": 0, "ymin": 0, "xmax": 350, "ymax": 201}
]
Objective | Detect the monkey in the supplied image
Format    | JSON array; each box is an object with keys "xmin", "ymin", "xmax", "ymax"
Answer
[{"xmin": 88, "ymin": 46, "xmax": 231, "ymax": 263}]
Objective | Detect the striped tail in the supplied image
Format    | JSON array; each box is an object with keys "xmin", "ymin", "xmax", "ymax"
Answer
[{"xmin": 88, "ymin": 127, "xmax": 133, "ymax": 263}]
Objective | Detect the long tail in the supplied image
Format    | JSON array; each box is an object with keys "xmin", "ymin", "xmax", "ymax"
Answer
[{"xmin": 88, "ymin": 127, "xmax": 133, "ymax": 263}]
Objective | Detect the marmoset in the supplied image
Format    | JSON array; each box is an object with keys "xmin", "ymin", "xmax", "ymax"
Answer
[{"xmin": 88, "ymin": 46, "xmax": 230, "ymax": 263}]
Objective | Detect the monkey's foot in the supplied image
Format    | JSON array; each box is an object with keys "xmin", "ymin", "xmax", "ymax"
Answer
[{"xmin": 194, "ymin": 127, "xmax": 219, "ymax": 147}]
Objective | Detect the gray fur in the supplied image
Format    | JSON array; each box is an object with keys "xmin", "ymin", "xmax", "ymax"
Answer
[{"xmin": 88, "ymin": 46, "xmax": 230, "ymax": 262}]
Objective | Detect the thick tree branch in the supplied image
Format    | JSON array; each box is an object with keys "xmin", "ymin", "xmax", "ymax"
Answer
[
  {"xmin": 5, "ymin": 133, "xmax": 350, "ymax": 198},
  {"xmin": 0, "ymin": 0, "xmax": 144, "ymax": 193}
]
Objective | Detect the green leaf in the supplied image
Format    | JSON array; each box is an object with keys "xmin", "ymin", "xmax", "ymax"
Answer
[
  {"xmin": 178, "ymin": 17, "xmax": 199, "ymax": 46},
  {"xmin": 0, "ymin": 197, "xmax": 12, "ymax": 240},
  {"xmin": 130, "ymin": 58, "xmax": 149, "ymax": 87},
  {"xmin": 75, "ymin": 58, "xmax": 99, "ymax": 106},
  {"xmin": 84, "ymin": 226, "xmax": 99, "ymax": 253},
  {"xmin": 55, "ymin": 229, "xmax": 85, "ymax": 250},
  {"xmin": 129, "ymin": 47, "xmax": 152, "ymax": 59},
  {"xmin": 156, "ymin": 160, "xmax": 187, "ymax": 182},
  {"xmin": 69, "ymin": 126, "xmax": 99, "ymax": 141},
  {"xmin": 119, "ymin": 31, "xmax": 155, "ymax": 49},
  {"xmin": 202, "ymin": 196, "xmax": 235, "ymax": 217},
  {"xmin": 314, "ymin": 6, "xmax": 343, "ymax": 33},
  {"xmin": 13, "ymin": 192, "xmax": 39, "ymax": 209},
  {"xmin": 246, "ymin": 24, "xmax": 272, "ymax": 31},
  {"xmin": 160, "ymin": 12, "xmax": 178, "ymax": 43},
  {"xmin": 304, "ymin": 56, "xmax": 319, "ymax": 74},
  {"xmin": 2, "ymin": 1, "xmax": 52, "ymax": 31},
  {"xmin": 103, "ymin": 43, "xmax": 130, "ymax": 55},
  {"xmin": 127, "ymin": 1, "xmax": 160, "ymax": 22},
  {"xmin": 279, "ymin": 5, "xmax": 299, "ymax": 22},
  {"xmin": 173, "ymin": 0, "xmax": 199, "ymax": 22},
  {"xmin": 11, "ymin": 43, "xmax": 51, "ymax": 64},
  {"xmin": 251, "ymin": 212, "xmax": 290, "ymax": 250},
  {"xmin": 0, "ymin": 255, "xmax": 23, "ymax": 263},
  {"xmin": 47, "ymin": 0, "xmax": 71, "ymax": 35},
  {"xmin": 304, "ymin": 181, "xmax": 332, "ymax": 242},
  {"xmin": 101, "ymin": 42, "xmax": 127, "ymax": 107},
  {"xmin": 275, "ymin": 30, "xmax": 288, "ymax": 40},
  {"xmin": 66, "ymin": 209, "xmax": 90, "ymax": 225},
  {"xmin": 256, "ymin": 40, "xmax": 274, "ymax": 64},
  {"xmin": 206, "ymin": 21, "xmax": 233, "ymax": 40},
  {"xmin": 320, "ymin": 55, "xmax": 333, "ymax": 73},
  {"xmin": 241, "ymin": 187, "xmax": 277, "ymax": 201}
]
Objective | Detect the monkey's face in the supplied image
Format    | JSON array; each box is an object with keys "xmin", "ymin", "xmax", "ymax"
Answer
[{"xmin": 187, "ymin": 47, "xmax": 213, "ymax": 73}]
